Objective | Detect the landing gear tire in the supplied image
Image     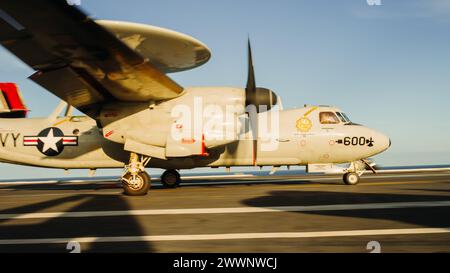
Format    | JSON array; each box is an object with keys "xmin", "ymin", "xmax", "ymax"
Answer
[
  {"xmin": 122, "ymin": 171, "xmax": 151, "ymax": 196},
  {"xmin": 343, "ymin": 172, "xmax": 360, "ymax": 185},
  {"xmin": 161, "ymin": 170, "xmax": 181, "ymax": 188}
]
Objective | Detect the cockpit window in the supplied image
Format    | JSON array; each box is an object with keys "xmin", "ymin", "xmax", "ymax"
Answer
[
  {"xmin": 336, "ymin": 112, "xmax": 351, "ymax": 123},
  {"xmin": 335, "ymin": 112, "xmax": 346, "ymax": 123},
  {"xmin": 342, "ymin": 113, "xmax": 351, "ymax": 122},
  {"xmin": 320, "ymin": 112, "xmax": 340, "ymax": 124}
]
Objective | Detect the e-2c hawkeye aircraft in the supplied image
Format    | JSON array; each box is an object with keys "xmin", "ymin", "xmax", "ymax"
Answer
[{"xmin": 0, "ymin": 1, "xmax": 390, "ymax": 196}]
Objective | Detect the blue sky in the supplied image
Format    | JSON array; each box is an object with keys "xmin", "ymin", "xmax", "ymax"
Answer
[{"xmin": 1, "ymin": 0, "xmax": 450, "ymax": 179}]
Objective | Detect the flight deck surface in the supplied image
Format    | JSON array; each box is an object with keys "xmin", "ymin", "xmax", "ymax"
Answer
[{"xmin": 0, "ymin": 170, "xmax": 449, "ymax": 253}]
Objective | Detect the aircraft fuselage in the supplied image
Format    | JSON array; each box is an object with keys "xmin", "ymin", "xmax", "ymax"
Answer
[{"xmin": 0, "ymin": 105, "xmax": 390, "ymax": 171}]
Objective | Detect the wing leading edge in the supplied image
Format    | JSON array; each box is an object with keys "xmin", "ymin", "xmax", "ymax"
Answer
[{"xmin": 0, "ymin": 0, "xmax": 183, "ymax": 117}]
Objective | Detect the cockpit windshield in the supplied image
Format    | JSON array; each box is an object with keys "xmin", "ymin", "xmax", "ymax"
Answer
[
  {"xmin": 336, "ymin": 112, "xmax": 351, "ymax": 123},
  {"xmin": 342, "ymin": 113, "xmax": 351, "ymax": 122}
]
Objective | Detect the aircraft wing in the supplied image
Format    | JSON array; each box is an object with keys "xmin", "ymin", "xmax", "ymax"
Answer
[{"xmin": 0, "ymin": 0, "xmax": 184, "ymax": 117}]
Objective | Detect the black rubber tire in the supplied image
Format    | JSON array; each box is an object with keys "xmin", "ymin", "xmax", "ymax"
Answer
[
  {"xmin": 122, "ymin": 171, "xmax": 151, "ymax": 196},
  {"xmin": 343, "ymin": 172, "xmax": 360, "ymax": 185},
  {"xmin": 161, "ymin": 170, "xmax": 181, "ymax": 188}
]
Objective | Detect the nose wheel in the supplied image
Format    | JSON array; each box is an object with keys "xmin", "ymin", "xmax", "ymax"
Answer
[
  {"xmin": 342, "ymin": 159, "xmax": 376, "ymax": 185},
  {"xmin": 343, "ymin": 172, "xmax": 360, "ymax": 185},
  {"xmin": 161, "ymin": 170, "xmax": 181, "ymax": 188}
]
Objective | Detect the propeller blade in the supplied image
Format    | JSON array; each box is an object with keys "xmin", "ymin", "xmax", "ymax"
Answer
[
  {"xmin": 246, "ymin": 38, "xmax": 256, "ymax": 93},
  {"xmin": 245, "ymin": 39, "xmax": 258, "ymax": 166},
  {"xmin": 244, "ymin": 38, "xmax": 277, "ymax": 113}
]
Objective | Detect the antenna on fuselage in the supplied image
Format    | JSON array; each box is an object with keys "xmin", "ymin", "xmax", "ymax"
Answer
[
  {"xmin": 47, "ymin": 100, "xmax": 74, "ymax": 122},
  {"xmin": 64, "ymin": 105, "xmax": 74, "ymax": 117}
]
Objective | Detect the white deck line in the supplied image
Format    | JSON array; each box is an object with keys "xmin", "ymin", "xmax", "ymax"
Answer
[
  {"xmin": 1, "ymin": 200, "xmax": 450, "ymax": 220},
  {"xmin": 0, "ymin": 228, "xmax": 449, "ymax": 245}
]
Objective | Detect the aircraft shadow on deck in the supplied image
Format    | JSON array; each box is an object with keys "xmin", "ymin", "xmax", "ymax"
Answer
[
  {"xmin": 0, "ymin": 194, "xmax": 154, "ymax": 253},
  {"xmin": 0, "ymin": 189, "xmax": 449, "ymax": 252},
  {"xmin": 242, "ymin": 190, "xmax": 450, "ymax": 231}
]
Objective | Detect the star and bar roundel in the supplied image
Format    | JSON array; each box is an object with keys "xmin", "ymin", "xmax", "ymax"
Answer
[{"xmin": 23, "ymin": 127, "xmax": 78, "ymax": 156}]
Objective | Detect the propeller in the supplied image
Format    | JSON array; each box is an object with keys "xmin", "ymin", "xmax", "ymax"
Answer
[
  {"xmin": 245, "ymin": 39, "xmax": 278, "ymax": 113},
  {"xmin": 244, "ymin": 39, "xmax": 278, "ymax": 166}
]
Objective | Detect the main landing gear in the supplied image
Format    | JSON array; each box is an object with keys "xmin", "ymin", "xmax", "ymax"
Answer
[
  {"xmin": 121, "ymin": 154, "xmax": 183, "ymax": 195},
  {"xmin": 121, "ymin": 153, "xmax": 151, "ymax": 196},
  {"xmin": 161, "ymin": 169, "xmax": 181, "ymax": 188}
]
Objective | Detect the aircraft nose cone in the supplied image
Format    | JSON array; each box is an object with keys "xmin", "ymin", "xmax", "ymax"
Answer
[
  {"xmin": 364, "ymin": 128, "xmax": 391, "ymax": 156},
  {"xmin": 376, "ymin": 132, "xmax": 391, "ymax": 153}
]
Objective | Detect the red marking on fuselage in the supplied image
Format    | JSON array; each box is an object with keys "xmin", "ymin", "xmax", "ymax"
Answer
[
  {"xmin": 105, "ymin": 131, "xmax": 114, "ymax": 138},
  {"xmin": 200, "ymin": 134, "xmax": 209, "ymax": 157},
  {"xmin": 181, "ymin": 138, "xmax": 196, "ymax": 144}
]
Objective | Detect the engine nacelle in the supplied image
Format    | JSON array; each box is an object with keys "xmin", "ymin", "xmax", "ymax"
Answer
[
  {"xmin": 165, "ymin": 87, "xmax": 246, "ymax": 157},
  {"xmin": 246, "ymin": 87, "xmax": 278, "ymax": 112},
  {"xmin": 99, "ymin": 87, "xmax": 248, "ymax": 158},
  {"xmin": 203, "ymin": 118, "xmax": 243, "ymax": 149}
]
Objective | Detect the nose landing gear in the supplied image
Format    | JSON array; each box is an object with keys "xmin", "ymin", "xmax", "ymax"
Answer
[
  {"xmin": 343, "ymin": 172, "xmax": 360, "ymax": 185},
  {"xmin": 342, "ymin": 159, "xmax": 376, "ymax": 186}
]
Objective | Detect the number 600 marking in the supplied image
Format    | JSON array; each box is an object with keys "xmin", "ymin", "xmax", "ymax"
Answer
[{"xmin": 344, "ymin": 137, "xmax": 367, "ymax": 146}]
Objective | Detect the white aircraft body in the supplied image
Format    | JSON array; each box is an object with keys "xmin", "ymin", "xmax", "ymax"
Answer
[{"xmin": 0, "ymin": 0, "xmax": 390, "ymax": 195}]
